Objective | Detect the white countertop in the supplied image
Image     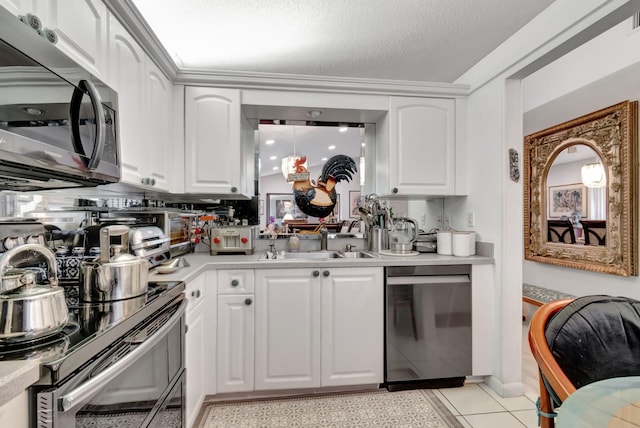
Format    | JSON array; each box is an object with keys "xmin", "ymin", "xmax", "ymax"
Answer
[
  {"xmin": 0, "ymin": 360, "xmax": 39, "ymax": 407},
  {"xmin": 148, "ymin": 250, "xmax": 494, "ymax": 283},
  {"xmin": 2, "ymin": 247, "xmax": 493, "ymax": 408}
]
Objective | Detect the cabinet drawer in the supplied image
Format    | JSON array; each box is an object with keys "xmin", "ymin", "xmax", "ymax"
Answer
[
  {"xmin": 217, "ymin": 269, "xmax": 254, "ymax": 294},
  {"xmin": 185, "ymin": 273, "xmax": 207, "ymax": 312}
]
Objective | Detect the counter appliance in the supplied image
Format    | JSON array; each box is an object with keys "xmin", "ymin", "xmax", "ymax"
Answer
[
  {"xmin": 209, "ymin": 225, "xmax": 256, "ymax": 255},
  {"xmin": 0, "ymin": 7, "xmax": 120, "ymax": 191},
  {"xmin": 108, "ymin": 210, "xmax": 194, "ymax": 258}
]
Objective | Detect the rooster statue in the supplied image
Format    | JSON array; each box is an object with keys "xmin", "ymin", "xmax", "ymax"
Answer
[{"xmin": 292, "ymin": 154, "xmax": 357, "ymax": 218}]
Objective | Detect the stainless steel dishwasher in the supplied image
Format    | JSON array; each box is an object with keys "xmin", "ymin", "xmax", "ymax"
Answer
[{"xmin": 385, "ymin": 265, "xmax": 471, "ymax": 391}]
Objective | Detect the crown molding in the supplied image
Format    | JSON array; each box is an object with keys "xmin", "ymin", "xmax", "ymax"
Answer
[
  {"xmin": 174, "ymin": 69, "xmax": 469, "ymax": 97},
  {"xmin": 103, "ymin": 0, "xmax": 179, "ymax": 80},
  {"xmin": 103, "ymin": 0, "xmax": 469, "ymax": 98}
]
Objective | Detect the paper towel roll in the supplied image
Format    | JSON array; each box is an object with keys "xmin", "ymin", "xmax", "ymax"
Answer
[
  {"xmin": 437, "ymin": 231, "xmax": 452, "ymax": 255},
  {"xmin": 452, "ymin": 232, "xmax": 471, "ymax": 257}
]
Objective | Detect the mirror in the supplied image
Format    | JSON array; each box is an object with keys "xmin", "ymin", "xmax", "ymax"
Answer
[
  {"xmin": 258, "ymin": 121, "xmax": 364, "ymax": 230},
  {"xmin": 524, "ymin": 100, "xmax": 638, "ymax": 276}
]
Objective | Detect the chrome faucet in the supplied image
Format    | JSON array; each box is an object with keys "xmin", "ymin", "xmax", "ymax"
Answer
[{"xmin": 319, "ymin": 226, "xmax": 328, "ymax": 251}]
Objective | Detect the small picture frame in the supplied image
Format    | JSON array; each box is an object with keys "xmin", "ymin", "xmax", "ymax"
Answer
[{"xmin": 349, "ymin": 191, "xmax": 361, "ymax": 218}]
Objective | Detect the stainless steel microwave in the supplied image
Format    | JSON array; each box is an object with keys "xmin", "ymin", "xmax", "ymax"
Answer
[{"xmin": 0, "ymin": 7, "xmax": 120, "ymax": 191}]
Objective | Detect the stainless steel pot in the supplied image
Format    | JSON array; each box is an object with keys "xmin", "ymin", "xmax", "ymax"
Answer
[
  {"xmin": 79, "ymin": 225, "xmax": 149, "ymax": 302},
  {"xmin": 0, "ymin": 243, "xmax": 68, "ymax": 341}
]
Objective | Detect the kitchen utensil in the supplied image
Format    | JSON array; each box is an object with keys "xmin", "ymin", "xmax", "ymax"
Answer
[
  {"xmin": 389, "ymin": 217, "xmax": 418, "ymax": 254},
  {"xmin": 0, "ymin": 243, "xmax": 68, "ymax": 341},
  {"xmin": 79, "ymin": 225, "xmax": 149, "ymax": 302},
  {"xmin": 368, "ymin": 227, "xmax": 389, "ymax": 252}
]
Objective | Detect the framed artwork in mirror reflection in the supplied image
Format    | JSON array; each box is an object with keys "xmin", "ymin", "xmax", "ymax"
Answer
[{"xmin": 548, "ymin": 183, "xmax": 588, "ymax": 219}]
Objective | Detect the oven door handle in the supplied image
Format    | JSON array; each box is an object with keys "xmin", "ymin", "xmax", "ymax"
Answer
[{"xmin": 59, "ymin": 300, "xmax": 186, "ymax": 412}]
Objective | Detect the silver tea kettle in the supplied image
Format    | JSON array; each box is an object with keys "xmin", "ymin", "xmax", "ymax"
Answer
[
  {"xmin": 79, "ymin": 225, "xmax": 149, "ymax": 302},
  {"xmin": 389, "ymin": 217, "xmax": 418, "ymax": 254},
  {"xmin": 0, "ymin": 243, "xmax": 68, "ymax": 341}
]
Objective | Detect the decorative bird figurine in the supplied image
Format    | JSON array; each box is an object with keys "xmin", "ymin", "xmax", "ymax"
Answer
[{"xmin": 292, "ymin": 154, "xmax": 357, "ymax": 218}]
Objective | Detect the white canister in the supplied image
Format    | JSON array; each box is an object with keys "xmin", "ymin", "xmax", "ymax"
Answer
[
  {"xmin": 452, "ymin": 232, "xmax": 471, "ymax": 257},
  {"xmin": 437, "ymin": 231, "xmax": 452, "ymax": 255},
  {"xmin": 468, "ymin": 231, "xmax": 476, "ymax": 255}
]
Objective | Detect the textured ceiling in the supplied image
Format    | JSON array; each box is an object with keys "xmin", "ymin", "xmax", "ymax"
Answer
[{"xmin": 131, "ymin": 0, "xmax": 554, "ymax": 83}]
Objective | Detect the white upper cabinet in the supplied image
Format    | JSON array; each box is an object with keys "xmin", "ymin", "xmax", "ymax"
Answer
[
  {"xmin": 184, "ymin": 86, "xmax": 252, "ymax": 197},
  {"xmin": 108, "ymin": 15, "xmax": 145, "ymax": 185},
  {"xmin": 108, "ymin": 16, "xmax": 173, "ymax": 191},
  {"xmin": 143, "ymin": 58, "xmax": 172, "ymax": 191},
  {"xmin": 42, "ymin": 0, "xmax": 107, "ymax": 79},
  {"xmin": 0, "ymin": 0, "xmax": 108, "ymax": 79},
  {"xmin": 386, "ymin": 96, "xmax": 462, "ymax": 196}
]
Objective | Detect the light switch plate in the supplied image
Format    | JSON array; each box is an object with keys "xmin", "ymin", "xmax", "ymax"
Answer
[{"xmin": 467, "ymin": 211, "xmax": 475, "ymax": 227}]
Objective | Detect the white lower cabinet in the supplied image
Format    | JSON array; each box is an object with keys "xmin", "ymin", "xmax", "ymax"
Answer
[
  {"xmin": 254, "ymin": 267, "xmax": 383, "ymax": 390},
  {"xmin": 0, "ymin": 390, "xmax": 28, "ymax": 428},
  {"xmin": 320, "ymin": 267, "xmax": 384, "ymax": 386},
  {"xmin": 254, "ymin": 269, "xmax": 321, "ymax": 390},
  {"xmin": 216, "ymin": 269, "xmax": 255, "ymax": 393},
  {"xmin": 185, "ymin": 273, "xmax": 210, "ymax": 428}
]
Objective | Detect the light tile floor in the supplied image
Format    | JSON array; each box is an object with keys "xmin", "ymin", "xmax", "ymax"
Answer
[{"xmin": 430, "ymin": 317, "xmax": 540, "ymax": 428}]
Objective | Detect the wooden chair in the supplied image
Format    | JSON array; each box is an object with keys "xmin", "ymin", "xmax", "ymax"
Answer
[
  {"xmin": 579, "ymin": 220, "xmax": 606, "ymax": 245},
  {"xmin": 529, "ymin": 296, "xmax": 640, "ymax": 428},
  {"xmin": 546, "ymin": 219, "xmax": 576, "ymax": 244},
  {"xmin": 528, "ymin": 299, "xmax": 576, "ymax": 428}
]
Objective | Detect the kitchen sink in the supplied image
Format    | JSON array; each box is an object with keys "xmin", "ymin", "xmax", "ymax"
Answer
[
  {"xmin": 259, "ymin": 251, "xmax": 342, "ymax": 261},
  {"xmin": 259, "ymin": 250, "xmax": 377, "ymax": 261},
  {"xmin": 339, "ymin": 250, "xmax": 377, "ymax": 259}
]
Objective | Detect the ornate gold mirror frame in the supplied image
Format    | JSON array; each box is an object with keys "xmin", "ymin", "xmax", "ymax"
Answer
[{"xmin": 524, "ymin": 100, "xmax": 638, "ymax": 276}]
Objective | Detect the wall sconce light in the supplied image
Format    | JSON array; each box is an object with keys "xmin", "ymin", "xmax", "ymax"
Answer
[{"xmin": 581, "ymin": 161, "xmax": 606, "ymax": 188}]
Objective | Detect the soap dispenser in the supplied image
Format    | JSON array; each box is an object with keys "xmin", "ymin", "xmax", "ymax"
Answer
[{"xmin": 288, "ymin": 229, "xmax": 300, "ymax": 252}]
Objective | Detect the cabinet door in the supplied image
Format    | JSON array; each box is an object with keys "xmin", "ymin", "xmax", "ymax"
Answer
[
  {"xmin": 217, "ymin": 294, "xmax": 254, "ymax": 393},
  {"xmin": 0, "ymin": 389, "xmax": 28, "ymax": 428},
  {"xmin": 144, "ymin": 59, "xmax": 172, "ymax": 190},
  {"xmin": 185, "ymin": 295, "xmax": 206, "ymax": 428},
  {"xmin": 108, "ymin": 15, "xmax": 146, "ymax": 186},
  {"xmin": 184, "ymin": 86, "xmax": 244, "ymax": 195},
  {"xmin": 254, "ymin": 269, "xmax": 321, "ymax": 390},
  {"xmin": 0, "ymin": 0, "xmax": 45, "ymax": 20},
  {"xmin": 321, "ymin": 267, "xmax": 384, "ymax": 386},
  {"xmin": 44, "ymin": 0, "xmax": 107, "ymax": 78},
  {"xmin": 388, "ymin": 96, "xmax": 455, "ymax": 195}
]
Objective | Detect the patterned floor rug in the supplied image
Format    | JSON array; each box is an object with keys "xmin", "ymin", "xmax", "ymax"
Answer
[{"xmin": 197, "ymin": 389, "xmax": 463, "ymax": 428}]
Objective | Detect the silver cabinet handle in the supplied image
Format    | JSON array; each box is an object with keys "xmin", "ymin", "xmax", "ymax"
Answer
[
  {"xmin": 191, "ymin": 290, "xmax": 201, "ymax": 298},
  {"xmin": 60, "ymin": 301, "xmax": 186, "ymax": 412}
]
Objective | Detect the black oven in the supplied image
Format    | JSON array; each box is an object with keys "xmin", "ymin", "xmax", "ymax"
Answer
[
  {"xmin": 0, "ymin": 281, "xmax": 187, "ymax": 428},
  {"xmin": 33, "ymin": 299, "xmax": 185, "ymax": 427}
]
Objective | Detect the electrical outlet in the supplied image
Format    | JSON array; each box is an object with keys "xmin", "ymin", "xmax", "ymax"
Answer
[
  {"xmin": 444, "ymin": 214, "xmax": 451, "ymax": 230},
  {"xmin": 467, "ymin": 211, "xmax": 475, "ymax": 227}
]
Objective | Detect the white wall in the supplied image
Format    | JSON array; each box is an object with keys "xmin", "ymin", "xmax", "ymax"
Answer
[
  {"xmin": 523, "ymin": 16, "xmax": 640, "ymax": 299},
  {"xmin": 454, "ymin": 0, "xmax": 637, "ymax": 397}
]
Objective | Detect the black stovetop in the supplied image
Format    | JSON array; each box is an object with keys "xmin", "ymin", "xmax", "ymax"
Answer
[{"xmin": 0, "ymin": 280, "xmax": 184, "ymax": 385}]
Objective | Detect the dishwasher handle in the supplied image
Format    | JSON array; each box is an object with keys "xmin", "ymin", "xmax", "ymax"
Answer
[{"xmin": 386, "ymin": 275, "xmax": 469, "ymax": 285}]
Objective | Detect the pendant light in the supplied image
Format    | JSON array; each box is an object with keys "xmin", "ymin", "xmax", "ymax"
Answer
[
  {"xmin": 281, "ymin": 126, "xmax": 307, "ymax": 182},
  {"xmin": 581, "ymin": 161, "xmax": 606, "ymax": 188}
]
